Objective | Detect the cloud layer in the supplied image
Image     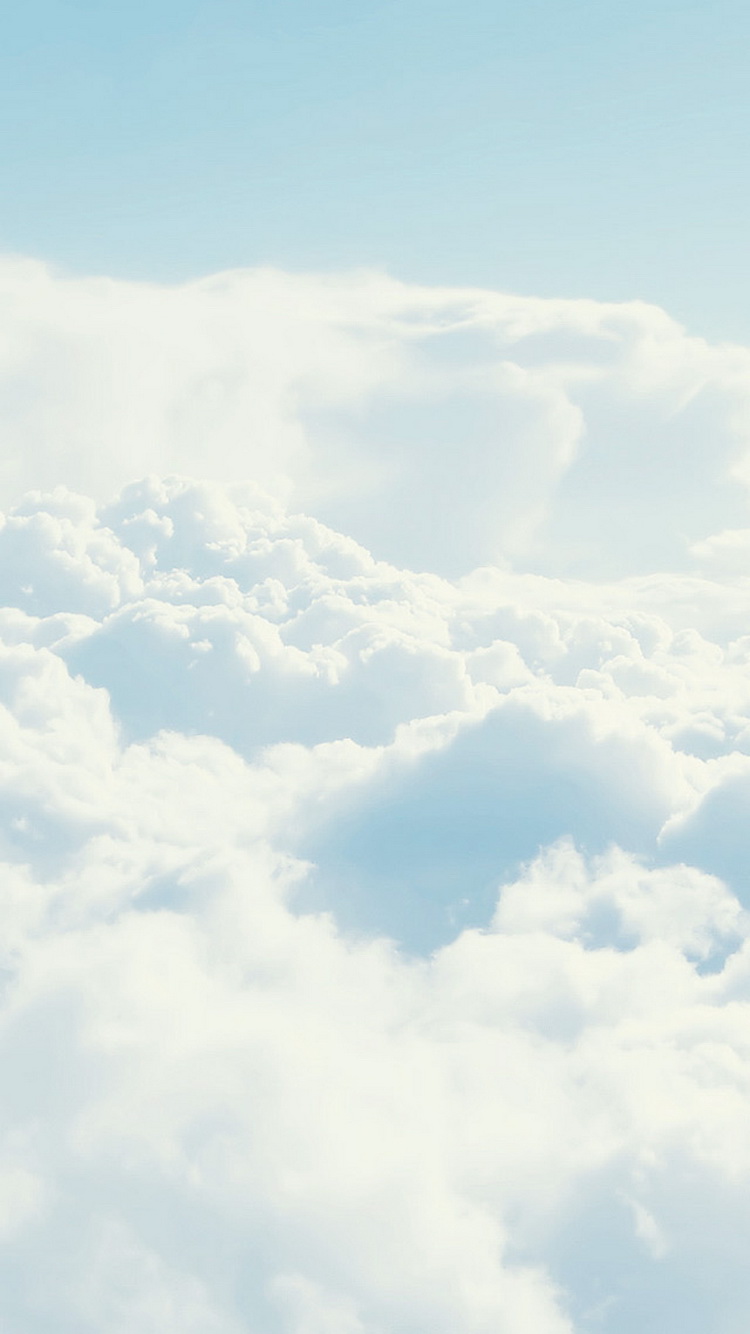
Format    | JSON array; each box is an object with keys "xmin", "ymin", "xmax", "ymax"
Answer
[{"xmin": 2, "ymin": 264, "xmax": 750, "ymax": 1331}]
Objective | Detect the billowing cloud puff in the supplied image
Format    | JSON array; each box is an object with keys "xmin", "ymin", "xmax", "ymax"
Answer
[
  {"xmin": 2, "ymin": 267, "xmax": 750, "ymax": 1331},
  {"xmin": 3, "ymin": 258, "xmax": 750, "ymax": 576}
]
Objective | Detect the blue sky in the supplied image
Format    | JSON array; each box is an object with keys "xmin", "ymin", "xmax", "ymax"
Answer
[{"xmin": 4, "ymin": 0, "xmax": 750, "ymax": 338}]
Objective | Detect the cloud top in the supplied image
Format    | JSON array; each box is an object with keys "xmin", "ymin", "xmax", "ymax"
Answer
[{"xmin": 3, "ymin": 259, "xmax": 750, "ymax": 575}]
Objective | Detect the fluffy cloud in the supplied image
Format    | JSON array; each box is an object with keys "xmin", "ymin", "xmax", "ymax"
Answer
[
  {"xmin": 2, "ymin": 266, "xmax": 750, "ymax": 1331},
  {"xmin": 3, "ymin": 259, "xmax": 750, "ymax": 575}
]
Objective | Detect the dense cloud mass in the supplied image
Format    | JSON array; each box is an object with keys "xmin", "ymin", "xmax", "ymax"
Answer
[
  {"xmin": 5, "ymin": 256, "xmax": 750, "ymax": 578},
  {"xmin": 2, "ymin": 263, "xmax": 750, "ymax": 1331}
]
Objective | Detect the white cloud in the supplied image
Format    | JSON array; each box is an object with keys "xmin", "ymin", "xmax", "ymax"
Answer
[
  {"xmin": 3, "ymin": 259, "xmax": 750, "ymax": 575},
  {"xmin": 2, "ymin": 266, "xmax": 750, "ymax": 1330}
]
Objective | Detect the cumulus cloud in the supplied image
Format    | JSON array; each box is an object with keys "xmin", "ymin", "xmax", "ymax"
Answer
[
  {"xmin": 2, "ymin": 267, "xmax": 750, "ymax": 1330},
  {"xmin": 3, "ymin": 259, "xmax": 750, "ymax": 575}
]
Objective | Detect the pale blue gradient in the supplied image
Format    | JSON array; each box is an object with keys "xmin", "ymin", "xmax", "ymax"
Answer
[{"xmin": 2, "ymin": 0, "xmax": 750, "ymax": 338}]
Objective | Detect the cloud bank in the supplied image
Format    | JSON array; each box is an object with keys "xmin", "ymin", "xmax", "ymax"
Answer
[
  {"xmin": 2, "ymin": 262, "xmax": 750, "ymax": 1331},
  {"xmin": 4, "ymin": 257, "xmax": 750, "ymax": 576}
]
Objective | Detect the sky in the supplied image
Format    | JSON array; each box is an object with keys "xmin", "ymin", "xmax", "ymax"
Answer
[
  {"xmin": 5, "ymin": 5, "xmax": 750, "ymax": 1334},
  {"xmin": 3, "ymin": 0, "xmax": 750, "ymax": 339}
]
